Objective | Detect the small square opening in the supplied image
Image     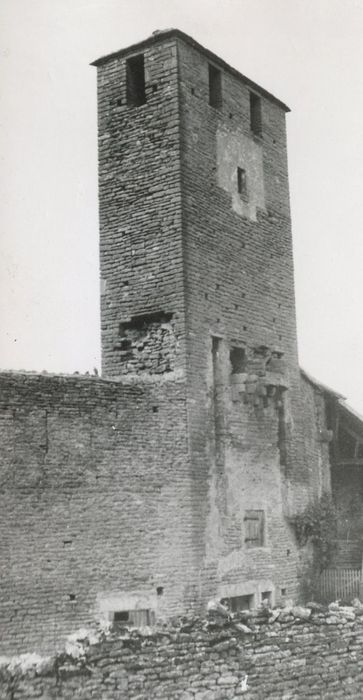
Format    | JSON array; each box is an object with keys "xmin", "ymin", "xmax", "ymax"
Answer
[
  {"xmin": 126, "ymin": 54, "xmax": 146, "ymax": 107},
  {"xmin": 208, "ymin": 64, "xmax": 222, "ymax": 108}
]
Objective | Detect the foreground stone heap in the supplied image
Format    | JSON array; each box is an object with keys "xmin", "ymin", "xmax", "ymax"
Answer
[{"xmin": 1, "ymin": 604, "xmax": 363, "ymax": 699}]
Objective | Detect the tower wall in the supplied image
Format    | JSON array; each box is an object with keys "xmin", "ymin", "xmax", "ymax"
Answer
[
  {"xmin": 97, "ymin": 37, "xmax": 186, "ymax": 379},
  {"xmin": 176, "ymin": 36, "xmax": 318, "ymax": 604}
]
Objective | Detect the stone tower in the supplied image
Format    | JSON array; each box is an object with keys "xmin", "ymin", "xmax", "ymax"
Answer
[
  {"xmin": 0, "ymin": 31, "xmax": 334, "ymax": 657},
  {"xmin": 92, "ymin": 30, "xmax": 321, "ymax": 611}
]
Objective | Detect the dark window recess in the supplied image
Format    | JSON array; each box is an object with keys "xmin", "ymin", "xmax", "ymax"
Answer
[
  {"xmin": 250, "ymin": 92, "xmax": 262, "ymax": 136},
  {"xmin": 156, "ymin": 586, "xmax": 164, "ymax": 596},
  {"xmin": 114, "ymin": 611, "xmax": 129, "ymax": 623},
  {"xmin": 244, "ymin": 510, "xmax": 265, "ymax": 548},
  {"xmin": 230, "ymin": 346, "xmax": 246, "ymax": 374},
  {"xmin": 221, "ymin": 594, "xmax": 255, "ymax": 612},
  {"xmin": 208, "ymin": 64, "xmax": 222, "ymax": 108},
  {"xmin": 237, "ymin": 167, "xmax": 247, "ymax": 197},
  {"xmin": 113, "ymin": 609, "xmax": 153, "ymax": 627},
  {"xmin": 126, "ymin": 54, "xmax": 146, "ymax": 107}
]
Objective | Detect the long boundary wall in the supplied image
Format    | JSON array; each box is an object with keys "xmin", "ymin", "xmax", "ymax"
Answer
[{"xmin": 1, "ymin": 605, "xmax": 363, "ymax": 699}]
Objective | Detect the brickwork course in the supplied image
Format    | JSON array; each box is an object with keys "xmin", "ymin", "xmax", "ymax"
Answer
[{"xmin": 0, "ymin": 28, "xmax": 356, "ymax": 657}]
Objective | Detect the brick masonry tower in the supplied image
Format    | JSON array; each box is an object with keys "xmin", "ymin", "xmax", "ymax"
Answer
[{"xmin": 92, "ymin": 30, "xmax": 330, "ymax": 611}]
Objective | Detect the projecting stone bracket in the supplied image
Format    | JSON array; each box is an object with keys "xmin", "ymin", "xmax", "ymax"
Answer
[{"xmin": 231, "ymin": 370, "xmax": 289, "ymax": 408}]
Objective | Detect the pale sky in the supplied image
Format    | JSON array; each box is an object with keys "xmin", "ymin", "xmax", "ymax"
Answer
[{"xmin": 1, "ymin": 0, "xmax": 363, "ymax": 412}]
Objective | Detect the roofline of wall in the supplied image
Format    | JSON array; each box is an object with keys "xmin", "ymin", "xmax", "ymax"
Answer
[
  {"xmin": 300, "ymin": 367, "xmax": 345, "ymax": 400},
  {"xmin": 337, "ymin": 398, "xmax": 363, "ymax": 428},
  {"xmin": 300, "ymin": 368, "xmax": 363, "ymax": 433},
  {"xmin": 0, "ymin": 368, "xmax": 186, "ymax": 386},
  {"xmin": 90, "ymin": 28, "xmax": 291, "ymax": 113}
]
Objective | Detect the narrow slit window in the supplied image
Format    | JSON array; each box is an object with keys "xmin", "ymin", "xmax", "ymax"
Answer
[
  {"xmin": 208, "ymin": 64, "xmax": 222, "ymax": 108},
  {"xmin": 244, "ymin": 510, "xmax": 265, "ymax": 548},
  {"xmin": 126, "ymin": 54, "xmax": 146, "ymax": 107},
  {"xmin": 212, "ymin": 336, "xmax": 223, "ymax": 385},
  {"xmin": 237, "ymin": 168, "xmax": 247, "ymax": 197},
  {"xmin": 250, "ymin": 92, "xmax": 262, "ymax": 136}
]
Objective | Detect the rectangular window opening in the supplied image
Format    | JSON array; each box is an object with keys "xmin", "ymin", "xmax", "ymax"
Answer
[
  {"xmin": 222, "ymin": 594, "xmax": 255, "ymax": 612},
  {"xmin": 230, "ymin": 346, "xmax": 246, "ymax": 374},
  {"xmin": 113, "ymin": 609, "xmax": 152, "ymax": 627},
  {"xmin": 250, "ymin": 92, "xmax": 262, "ymax": 136},
  {"xmin": 208, "ymin": 64, "xmax": 222, "ymax": 108},
  {"xmin": 237, "ymin": 168, "xmax": 247, "ymax": 197},
  {"xmin": 126, "ymin": 54, "xmax": 146, "ymax": 107},
  {"xmin": 244, "ymin": 510, "xmax": 265, "ymax": 548}
]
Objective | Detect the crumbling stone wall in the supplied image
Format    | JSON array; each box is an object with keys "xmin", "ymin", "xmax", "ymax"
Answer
[
  {"xmin": 115, "ymin": 312, "xmax": 178, "ymax": 374},
  {"xmin": 1, "ymin": 605, "xmax": 363, "ymax": 699}
]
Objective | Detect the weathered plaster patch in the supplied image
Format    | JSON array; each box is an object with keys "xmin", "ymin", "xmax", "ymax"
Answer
[{"xmin": 216, "ymin": 128, "xmax": 265, "ymax": 221}]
